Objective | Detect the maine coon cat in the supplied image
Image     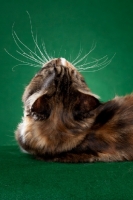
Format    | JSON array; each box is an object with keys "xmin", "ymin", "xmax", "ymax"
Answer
[
  {"xmin": 15, "ymin": 57, "xmax": 133, "ymax": 163},
  {"xmin": 6, "ymin": 13, "xmax": 133, "ymax": 162}
]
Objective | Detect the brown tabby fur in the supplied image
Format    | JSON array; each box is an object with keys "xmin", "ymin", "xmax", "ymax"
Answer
[{"xmin": 15, "ymin": 58, "xmax": 133, "ymax": 162}]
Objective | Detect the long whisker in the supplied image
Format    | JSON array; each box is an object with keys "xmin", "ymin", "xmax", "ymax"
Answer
[
  {"xmin": 42, "ymin": 41, "xmax": 52, "ymax": 61},
  {"xmin": 78, "ymin": 59, "xmax": 107, "ymax": 71},
  {"xmin": 78, "ymin": 54, "xmax": 116, "ymax": 72},
  {"xmin": 78, "ymin": 61, "xmax": 111, "ymax": 73},
  {"xmin": 26, "ymin": 11, "xmax": 49, "ymax": 62},
  {"xmin": 16, "ymin": 50, "xmax": 43, "ymax": 65},
  {"xmin": 73, "ymin": 42, "xmax": 96, "ymax": 66},
  {"xmin": 12, "ymin": 32, "xmax": 43, "ymax": 64},
  {"xmin": 12, "ymin": 29, "xmax": 43, "ymax": 65},
  {"xmin": 29, "ymin": 51, "xmax": 36, "ymax": 58},
  {"xmin": 12, "ymin": 63, "xmax": 41, "ymax": 71},
  {"xmin": 71, "ymin": 46, "xmax": 83, "ymax": 64},
  {"xmin": 12, "ymin": 25, "xmax": 42, "ymax": 64},
  {"xmin": 34, "ymin": 34, "xmax": 49, "ymax": 62},
  {"xmin": 12, "ymin": 25, "xmax": 42, "ymax": 63},
  {"xmin": 5, "ymin": 48, "xmax": 33, "ymax": 64},
  {"xmin": 5, "ymin": 12, "xmax": 52, "ymax": 68},
  {"xmin": 76, "ymin": 55, "xmax": 108, "ymax": 68},
  {"xmin": 82, "ymin": 55, "xmax": 89, "ymax": 66},
  {"xmin": 12, "ymin": 23, "xmax": 25, "ymax": 54},
  {"xmin": 69, "ymin": 48, "xmax": 74, "ymax": 63},
  {"xmin": 13, "ymin": 30, "xmax": 44, "ymax": 63},
  {"xmin": 78, "ymin": 62, "xmax": 98, "ymax": 71},
  {"xmin": 58, "ymin": 45, "xmax": 63, "ymax": 58},
  {"xmin": 46, "ymin": 47, "xmax": 53, "ymax": 60}
]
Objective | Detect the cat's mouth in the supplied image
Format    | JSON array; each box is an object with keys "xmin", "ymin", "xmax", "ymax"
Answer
[{"xmin": 43, "ymin": 57, "xmax": 76, "ymax": 70}]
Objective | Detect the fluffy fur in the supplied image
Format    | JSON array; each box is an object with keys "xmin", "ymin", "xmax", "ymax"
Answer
[{"xmin": 15, "ymin": 58, "xmax": 133, "ymax": 162}]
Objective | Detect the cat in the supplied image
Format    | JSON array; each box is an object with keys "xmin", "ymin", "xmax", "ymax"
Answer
[{"xmin": 15, "ymin": 57, "xmax": 133, "ymax": 163}]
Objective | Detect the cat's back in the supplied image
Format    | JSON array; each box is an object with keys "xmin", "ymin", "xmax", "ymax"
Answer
[{"xmin": 88, "ymin": 94, "xmax": 133, "ymax": 151}]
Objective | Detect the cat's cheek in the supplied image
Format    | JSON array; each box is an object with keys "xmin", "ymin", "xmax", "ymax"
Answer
[
  {"xmin": 15, "ymin": 117, "xmax": 32, "ymax": 153},
  {"xmin": 16, "ymin": 120, "xmax": 26, "ymax": 143}
]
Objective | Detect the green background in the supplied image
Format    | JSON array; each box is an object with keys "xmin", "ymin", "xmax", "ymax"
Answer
[{"xmin": 1, "ymin": 0, "xmax": 133, "ymax": 199}]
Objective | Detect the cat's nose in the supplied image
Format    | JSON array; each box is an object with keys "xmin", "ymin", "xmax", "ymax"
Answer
[{"xmin": 56, "ymin": 58, "xmax": 67, "ymax": 66}]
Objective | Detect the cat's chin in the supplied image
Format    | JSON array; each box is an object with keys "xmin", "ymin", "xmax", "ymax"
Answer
[
  {"xmin": 42, "ymin": 57, "xmax": 76, "ymax": 70},
  {"xmin": 15, "ymin": 115, "xmax": 88, "ymax": 156}
]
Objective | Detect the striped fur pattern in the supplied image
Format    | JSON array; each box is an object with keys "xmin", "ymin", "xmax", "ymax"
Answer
[{"xmin": 15, "ymin": 58, "xmax": 133, "ymax": 162}]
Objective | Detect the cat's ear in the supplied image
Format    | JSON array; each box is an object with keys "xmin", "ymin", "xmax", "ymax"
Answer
[
  {"xmin": 25, "ymin": 91, "xmax": 51, "ymax": 114},
  {"xmin": 28, "ymin": 92, "xmax": 51, "ymax": 120},
  {"xmin": 31, "ymin": 93, "xmax": 50, "ymax": 113},
  {"xmin": 73, "ymin": 90, "xmax": 100, "ymax": 120}
]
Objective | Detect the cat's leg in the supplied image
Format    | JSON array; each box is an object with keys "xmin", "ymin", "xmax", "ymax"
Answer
[
  {"xmin": 35, "ymin": 152, "xmax": 99, "ymax": 163},
  {"xmin": 35, "ymin": 150, "xmax": 130, "ymax": 163}
]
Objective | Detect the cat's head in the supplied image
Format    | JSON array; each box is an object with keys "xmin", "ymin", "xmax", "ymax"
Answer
[
  {"xmin": 16, "ymin": 58, "xmax": 100, "ymax": 155},
  {"xmin": 23, "ymin": 58, "xmax": 99, "ymax": 120}
]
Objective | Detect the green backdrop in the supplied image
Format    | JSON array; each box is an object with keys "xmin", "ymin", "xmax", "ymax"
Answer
[{"xmin": 1, "ymin": 0, "xmax": 133, "ymax": 199}]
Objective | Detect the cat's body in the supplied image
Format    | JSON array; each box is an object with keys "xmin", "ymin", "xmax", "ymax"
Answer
[{"xmin": 15, "ymin": 58, "xmax": 133, "ymax": 162}]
